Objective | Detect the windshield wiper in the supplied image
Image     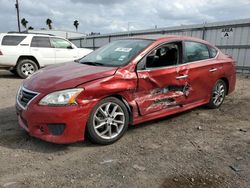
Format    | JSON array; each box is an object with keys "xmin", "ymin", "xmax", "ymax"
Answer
[{"xmin": 81, "ymin": 61, "xmax": 104, "ymax": 66}]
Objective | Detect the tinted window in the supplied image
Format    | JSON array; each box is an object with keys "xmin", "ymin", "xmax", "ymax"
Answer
[
  {"xmin": 185, "ymin": 41, "xmax": 209, "ymax": 62},
  {"xmin": 51, "ymin": 38, "xmax": 72, "ymax": 48},
  {"xmin": 31, "ymin": 37, "xmax": 51, "ymax": 48},
  {"xmin": 209, "ymin": 46, "xmax": 218, "ymax": 58},
  {"xmin": 2, "ymin": 35, "xmax": 26, "ymax": 46},
  {"xmin": 145, "ymin": 42, "xmax": 181, "ymax": 68}
]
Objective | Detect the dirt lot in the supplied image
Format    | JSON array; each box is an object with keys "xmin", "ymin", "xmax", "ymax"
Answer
[{"xmin": 0, "ymin": 70, "xmax": 249, "ymax": 188}]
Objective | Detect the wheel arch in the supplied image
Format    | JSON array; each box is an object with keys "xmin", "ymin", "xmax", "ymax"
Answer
[
  {"xmin": 219, "ymin": 77, "xmax": 229, "ymax": 95},
  {"xmin": 105, "ymin": 94, "xmax": 133, "ymax": 125},
  {"xmin": 16, "ymin": 55, "xmax": 40, "ymax": 69}
]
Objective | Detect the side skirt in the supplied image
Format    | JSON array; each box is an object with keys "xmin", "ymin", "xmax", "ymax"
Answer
[{"xmin": 132, "ymin": 99, "xmax": 209, "ymax": 125}]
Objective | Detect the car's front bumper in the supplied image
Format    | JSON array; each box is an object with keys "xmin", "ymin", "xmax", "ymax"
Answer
[{"xmin": 16, "ymin": 102, "xmax": 90, "ymax": 144}]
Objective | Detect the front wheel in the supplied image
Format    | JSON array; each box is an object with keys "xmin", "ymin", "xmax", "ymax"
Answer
[
  {"xmin": 87, "ymin": 97, "xmax": 129, "ymax": 145},
  {"xmin": 16, "ymin": 59, "xmax": 38, "ymax": 78},
  {"xmin": 207, "ymin": 79, "xmax": 227, "ymax": 109}
]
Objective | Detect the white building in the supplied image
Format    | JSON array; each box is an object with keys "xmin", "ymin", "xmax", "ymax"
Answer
[{"xmin": 28, "ymin": 29, "xmax": 85, "ymax": 39}]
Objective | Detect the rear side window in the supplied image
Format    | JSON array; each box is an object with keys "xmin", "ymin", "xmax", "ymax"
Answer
[
  {"xmin": 184, "ymin": 41, "xmax": 210, "ymax": 62},
  {"xmin": 208, "ymin": 46, "xmax": 218, "ymax": 58},
  {"xmin": 31, "ymin": 37, "xmax": 51, "ymax": 48},
  {"xmin": 1, "ymin": 35, "xmax": 26, "ymax": 46}
]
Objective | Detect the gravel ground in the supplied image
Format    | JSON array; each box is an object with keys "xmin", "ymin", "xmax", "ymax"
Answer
[{"xmin": 0, "ymin": 70, "xmax": 249, "ymax": 188}]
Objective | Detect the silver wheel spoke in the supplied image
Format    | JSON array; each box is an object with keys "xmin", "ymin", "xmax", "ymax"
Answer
[
  {"xmin": 95, "ymin": 115, "xmax": 105, "ymax": 122},
  {"xmin": 108, "ymin": 126, "xmax": 112, "ymax": 137},
  {"xmin": 110, "ymin": 105, "xmax": 118, "ymax": 117},
  {"xmin": 99, "ymin": 108, "xmax": 108, "ymax": 117},
  {"xmin": 105, "ymin": 103, "xmax": 111, "ymax": 115},
  {"xmin": 95, "ymin": 122, "xmax": 106, "ymax": 129},
  {"xmin": 100, "ymin": 127, "xmax": 109, "ymax": 136},
  {"xmin": 113, "ymin": 120, "xmax": 124, "ymax": 124},
  {"xmin": 113, "ymin": 112, "xmax": 124, "ymax": 118}
]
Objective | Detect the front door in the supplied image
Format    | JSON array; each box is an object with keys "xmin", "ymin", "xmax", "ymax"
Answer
[
  {"xmin": 135, "ymin": 41, "xmax": 190, "ymax": 116},
  {"xmin": 50, "ymin": 37, "xmax": 78, "ymax": 63}
]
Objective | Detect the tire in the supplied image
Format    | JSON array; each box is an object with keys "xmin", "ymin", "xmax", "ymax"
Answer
[
  {"xmin": 16, "ymin": 59, "xmax": 38, "ymax": 78},
  {"xmin": 87, "ymin": 97, "xmax": 129, "ymax": 145},
  {"xmin": 207, "ymin": 79, "xmax": 227, "ymax": 109}
]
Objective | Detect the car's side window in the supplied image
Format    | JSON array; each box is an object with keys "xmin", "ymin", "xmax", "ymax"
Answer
[
  {"xmin": 184, "ymin": 41, "xmax": 210, "ymax": 62},
  {"xmin": 138, "ymin": 42, "xmax": 181, "ymax": 70},
  {"xmin": 51, "ymin": 38, "xmax": 72, "ymax": 49},
  {"xmin": 208, "ymin": 46, "xmax": 218, "ymax": 58},
  {"xmin": 31, "ymin": 37, "xmax": 51, "ymax": 48},
  {"xmin": 2, "ymin": 35, "xmax": 26, "ymax": 46}
]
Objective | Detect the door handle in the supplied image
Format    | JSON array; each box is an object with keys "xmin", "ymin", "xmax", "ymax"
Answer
[
  {"xmin": 209, "ymin": 68, "xmax": 217, "ymax": 72},
  {"xmin": 176, "ymin": 75, "xmax": 188, "ymax": 80}
]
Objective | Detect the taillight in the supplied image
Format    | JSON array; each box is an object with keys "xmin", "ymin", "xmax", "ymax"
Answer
[{"xmin": 0, "ymin": 50, "xmax": 3, "ymax": 55}]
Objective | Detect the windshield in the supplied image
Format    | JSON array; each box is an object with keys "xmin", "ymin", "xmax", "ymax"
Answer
[{"xmin": 79, "ymin": 39, "xmax": 153, "ymax": 67}]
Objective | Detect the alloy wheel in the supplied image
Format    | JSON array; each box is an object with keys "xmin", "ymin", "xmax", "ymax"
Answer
[
  {"xmin": 93, "ymin": 102, "xmax": 125, "ymax": 140},
  {"xmin": 212, "ymin": 81, "xmax": 225, "ymax": 106}
]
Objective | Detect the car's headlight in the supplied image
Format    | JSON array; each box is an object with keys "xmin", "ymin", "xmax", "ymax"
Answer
[{"xmin": 39, "ymin": 88, "xmax": 83, "ymax": 106}]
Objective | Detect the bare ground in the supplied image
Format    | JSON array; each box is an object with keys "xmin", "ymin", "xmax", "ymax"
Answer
[{"xmin": 0, "ymin": 70, "xmax": 249, "ymax": 188}]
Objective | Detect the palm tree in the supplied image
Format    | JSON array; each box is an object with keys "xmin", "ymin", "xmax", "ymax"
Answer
[
  {"xmin": 73, "ymin": 20, "xmax": 79, "ymax": 31},
  {"xmin": 21, "ymin": 18, "xmax": 28, "ymax": 29},
  {"xmin": 46, "ymin": 18, "xmax": 52, "ymax": 30}
]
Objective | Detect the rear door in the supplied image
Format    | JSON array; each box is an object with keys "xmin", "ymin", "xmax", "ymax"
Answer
[
  {"xmin": 135, "ymin": 41, "xmax": 190, "ymax": 116},
  {"xmin": 30, "ymin": 36, "xmax": 55, "ymax": 65},
  {"xmin": 183, "ymin": 41, "xmax": 221, "ymax": 104},
  {"xmin": 50, "ymin": 37, "xmax": 78, "ymax": 63}
]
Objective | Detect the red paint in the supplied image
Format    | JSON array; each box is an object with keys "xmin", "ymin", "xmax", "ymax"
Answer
[{"xmin": 17, "ymin": 36, "xmax": 236, "ymax": 144}]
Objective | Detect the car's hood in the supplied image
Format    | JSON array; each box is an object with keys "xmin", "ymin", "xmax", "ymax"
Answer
[{"xmin": 23, "ymin": 62, "xmax": 118, "ymax": 93}]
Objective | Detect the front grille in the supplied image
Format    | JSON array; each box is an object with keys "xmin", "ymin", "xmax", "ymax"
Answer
[{"xmin": 17, "ymin": 87, "xmax": 38, "ymax": 108}]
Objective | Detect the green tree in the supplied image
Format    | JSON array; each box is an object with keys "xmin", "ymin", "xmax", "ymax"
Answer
[
  {"xmin": 73, "ymin": 20, "xmax": 79, "ymax": 31},
  {"xmin": 46, "ymin": 18, "xmax": 52, "ymax": 30},
  {"xmin": 21, "ymin": 18, "xmax": 28, "ymax": 29}
]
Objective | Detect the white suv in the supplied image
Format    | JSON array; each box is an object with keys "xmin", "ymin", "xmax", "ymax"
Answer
[{"xmin": 0, "ymin": 32, "xmax": 92, "ymax": 78}]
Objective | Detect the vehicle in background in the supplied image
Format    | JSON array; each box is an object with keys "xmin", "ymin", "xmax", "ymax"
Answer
[
  {"xmin": 0, "ymin": 32, "xmax": 93, "ymax": 78},
  {"xmin": 16, "ymin": 36, "xmax": 236, "ymax": 144}
]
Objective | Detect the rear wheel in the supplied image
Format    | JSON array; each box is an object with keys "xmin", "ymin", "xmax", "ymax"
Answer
[
  {"xmin": 16, "ymin": 59, "xmax": 38, "ymax": 78},
  {"xmin": 87, "ymin": 97, "xmax": 129, "ymax": 145},
  {"xmin": 207, "ymin": 79, "xmax": 227, "ymax": 109}
]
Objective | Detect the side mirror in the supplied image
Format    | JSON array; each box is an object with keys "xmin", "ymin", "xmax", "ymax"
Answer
[{"xmin": 67, "ymin": 45, "xmax": 73, "ymax": 49}]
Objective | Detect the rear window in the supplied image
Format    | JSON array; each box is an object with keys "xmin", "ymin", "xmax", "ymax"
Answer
[
  {"xmin": 185, "ymin": 41, "xmax": 210, "ymax": 62},
  {"xmin": 1, "ymin": 35, "xmax": 26, "ymax": 46},
  {"xmin": 31, "ymin": 37, "xmax": 51, "ymax": 48}
]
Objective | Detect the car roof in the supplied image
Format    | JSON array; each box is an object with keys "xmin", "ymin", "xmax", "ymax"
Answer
[
  {"xmin": 129, "ymin": 34, "xmax": 211, "ymax": 45},
  {"xmin": 0, "ymin": 32, "xmax": 69, "ymax": 40}
]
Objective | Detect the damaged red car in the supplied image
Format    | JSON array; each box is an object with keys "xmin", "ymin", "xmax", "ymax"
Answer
[{"xmin": 16, "ymin": 36, "xmax": 236, "ymax": 144}]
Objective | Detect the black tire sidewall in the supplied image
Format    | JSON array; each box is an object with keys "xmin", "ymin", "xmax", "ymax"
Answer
[
  {"xmin": 208, "ymin": 79, "xmax": 227, "ymax": 109},
  {"xmin": 87, "ymin": 97, "xmax": 129, "ymax": 145},
  {"xmin": 16, "ymin": 59, "xmax": 38, "ymax": 78}
]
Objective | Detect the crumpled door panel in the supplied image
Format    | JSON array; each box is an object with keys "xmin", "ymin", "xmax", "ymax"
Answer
[{"xmin": 135, "ymin": 65, "xmax": 191, "ymax": 115}]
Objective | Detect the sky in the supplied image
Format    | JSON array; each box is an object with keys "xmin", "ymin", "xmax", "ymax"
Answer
[{"xmin": 0, "ymin": 0, "xmax": 250, "ymax": 34}]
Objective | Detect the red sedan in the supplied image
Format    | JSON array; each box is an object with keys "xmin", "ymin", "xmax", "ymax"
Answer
[{"xmin": 16, "ymin": 36, "xmax": 236, "ymax": 144}]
